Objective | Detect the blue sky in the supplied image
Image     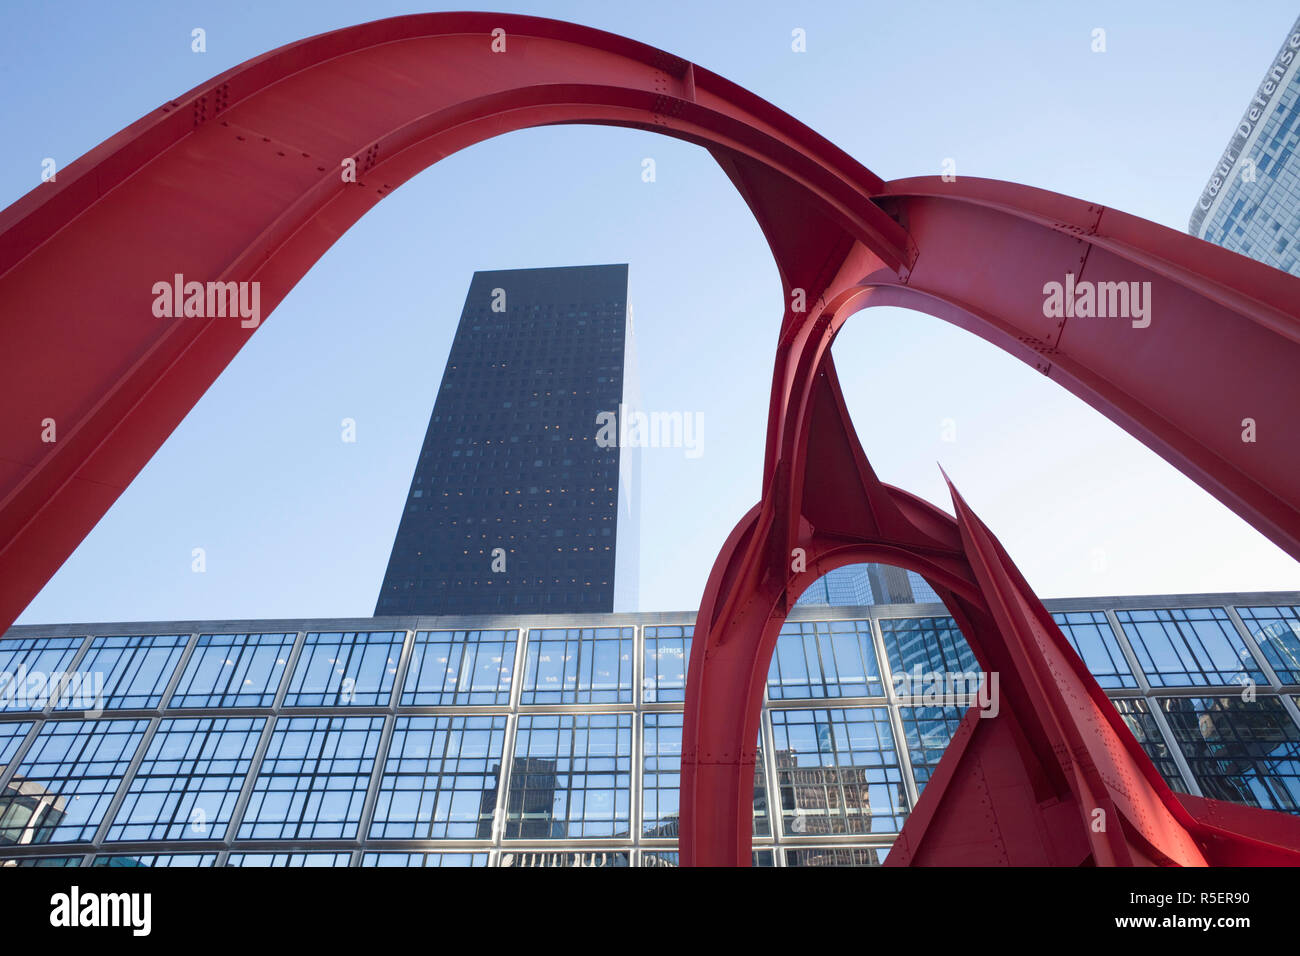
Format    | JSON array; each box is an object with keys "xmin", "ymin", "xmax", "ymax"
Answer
[{"xmin": 4, "ymin": 0, "xmax": 1299, "ymax": 625}]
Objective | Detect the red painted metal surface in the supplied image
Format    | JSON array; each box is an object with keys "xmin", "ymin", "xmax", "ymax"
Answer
[{"xmin": 2, "ymin": 13, "xmax": 1299, "ymax": 865}]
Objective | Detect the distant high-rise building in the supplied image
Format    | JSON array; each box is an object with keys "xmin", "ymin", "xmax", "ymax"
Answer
[
  {"xmin": 1190, "ymin": 16, "xmax": 1300, "ymax": 275},
  {"xmin": 375, "ymin": 265, "xmax": 639, "ymax": 616},
  {"xmin": 795, "ymin": 564, "xmax": 941, "ymax": 608}
]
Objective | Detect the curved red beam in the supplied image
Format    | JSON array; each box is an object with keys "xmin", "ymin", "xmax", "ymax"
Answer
[
  {"xmin": 1, "ymin": 13, "xmax": 1298, "ymax": 866},
  {"xmin": 0, "ymin": 12, "xmax": 907, "ymax": 633},
  {"xmin": 683, "ymin": 355, "xmax": 1300, "ymax": 866}
]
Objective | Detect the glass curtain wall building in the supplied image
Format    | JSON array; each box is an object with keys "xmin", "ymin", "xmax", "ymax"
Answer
[
  {"xmin": 1190, "ymin": 15, "xmax": 1300, "ymax": 275},
  {"xmin": 375, "ymin": 264, "xmax": 639, "ymax": 616},
  {"xmin": 2, "ymin": 591, "xmax": 1299, "ymax": 867}
]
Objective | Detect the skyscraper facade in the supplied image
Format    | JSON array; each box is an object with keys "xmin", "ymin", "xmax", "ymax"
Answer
[
  {"xmin": 1190, "ymin": 16, "xmax": 1300, "ymax": 275},
  {"xmin": 794, "ymin": 564, "xmax": 941, "ymax": 608},
  {"xmin": 375, "ymin": 265, "xmax": 638, "ymax": 616}
]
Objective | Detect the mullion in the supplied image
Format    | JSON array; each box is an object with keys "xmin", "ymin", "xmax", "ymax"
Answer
[
  {"xmin": 334, "ymin": 636, "xmax": 361, "ymax": 705},
  {"xmin": 1173, "ymin": 616, "xmax": 1216, "ymax": 682}
]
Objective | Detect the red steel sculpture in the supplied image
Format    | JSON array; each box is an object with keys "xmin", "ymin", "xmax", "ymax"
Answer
[{"xmin": 2, "ymin": 13, "xmax": 1300, "ymax": 865}]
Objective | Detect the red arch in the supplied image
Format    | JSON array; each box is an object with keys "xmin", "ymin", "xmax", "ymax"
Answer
[{"xmin": 2, "ymin": 13, "xmax": 1299, "ymax": 865}]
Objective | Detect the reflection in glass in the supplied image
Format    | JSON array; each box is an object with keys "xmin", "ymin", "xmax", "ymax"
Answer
[
  {"xmin": 0, "ymin": 721, "xmax": 33, "ymax": 772},
  {"xmin": 878, "ymin": 617, "xmax": 976, "ymax": 684},
  {"xmin": 642, "ymin": 626, "xmax": 691, "ymax": 703},
  {"xmin": 0, "ymin": 639, "xmax": 83, "ymax": 712},
  {"xmin": 1110, "ymin": 698, "xmax": 1188, "ymax": 791},
  {"xmin": 770, "ymin": 707, "xmax": 908, "ymax": 835},
  {"xmin": 0, "ymin": 719, "xmax": 148, "ymax": 844},
  {"xmin": 498, "ymin": 850, "xmax": 629, "ymax": 867},
  {"xmin": 1052, "ymin": 611, "xmax": 1136, "ymax": 688},
  {"xmin": 768, "ymin": 620, "xmax": 882, "ymax": 700},
  {"xmin": 1114, "ymin": 608, "xmax": 1263, "ymax": 687},
  {"xmin": 284, "ymin": 631, "xmax": 404, "ymax": 707},
  {"xmin": 401, "ymin": 630, "xmax": 516, "ymax": 706},
  {"xmin": 238, "ymin": 716, "xmax": 384, "ymax": 839},
  {"xmin": 0, "ymin": 855, "xmax": 82, "ymax": 867},
  {"xmin": 505, "ymin": 713, "xmax": 631, "ymax": 838},
  {"xmin": 171, "ymin": 633, "xmax": 295, "ymax": 708},
  {"xmin": 1158, "ymin": 696, "xmax": 1300, "ymax": 812},
  {"xmin": 1235, "ymin": 606, "xmax": 1300, "ymax": 684},
  {"xmin": 106, "ymin": 717, "xmax": 264, "ymax": 841},
  {"xmin": 641, "ymin": 712, "xmax": 768, "ymax": 838},
  {"xmin": 225, "ymin": 852, "xmax": 351, "ymax": 866},
  {"xmin": 520, "ymin": 627, "xmax": 633, "ymax": 704},
  {"xmin": 361, "ymin": 852, "xmax": 488, "ymax": 867},
  {"xmin": 93, "ymin": 853, "xmax": 217, "ymax": 867},
  {"xmin": 640, "ymin": 849, "xmax": 774, "ymax": 867},
  {"xmin": 897, "ymin": 705, "xmax": 965, "ymax": 793},
  {"xmin": 785, "ymin": 846, "xmax": 888, "ymax": 867},
  {"xmin": 369, "ymin": 715, "xmax": 506, "ymax": 839},
  {"xmin": 58, "ymin": 635, "xmax": 187, "ymax": 710}
]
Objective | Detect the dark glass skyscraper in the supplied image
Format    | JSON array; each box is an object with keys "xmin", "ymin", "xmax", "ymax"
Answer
[{"xmin": 375, "ymin": 264, "xmax": 638, "ymax": 615}]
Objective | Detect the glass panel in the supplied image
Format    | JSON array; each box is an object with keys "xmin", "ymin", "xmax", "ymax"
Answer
[
  {"xmin": 642, "ymin": 626, "xmax": 691, "ymax": 703},
  {"xmin": 794, "ymin": 565, "xmax": 875, "ymax": 606},
  {"xmin": 520, "ymin": 627, "xmax": 633, "ymax": 704},
  {"xmin": 769, "ymin": 707, "xmax": 908, "ymax": 835},
  {"xmin": 170, "ymin": 633, "xmax": 295, "ymax": 708},
  {"xmin": 1157, "ymin": 696, "xmax": 1300, "ymax": 812},
  {"xmin": 1235, "ymin": 606, "xmax": 1300, "ymax": 684},
  {"xmin": 878, "ymin": 617, "xmax": 977, "ymax": 684},
  {"xmin": 641, "ymin": 712, "xmax": 681, "ymax": 838},
  {"xmin": 906, "ymin": 573, "xmax": 941, "ymax": 605},
  {"xmin": 1110, "ymin": 699, "xmax": 1187, "ymax": 791},
  {"xmin": 283, "ymin": 631, "xmax": 405, "ymax": 707},
  {"xmin": 641, "ymin": 712, "xmax": 768, "ymax": 838},
  {"xmin": 768, "ymin": 619, "xmax": 882, "ymax": 699},
  {"xmin": 792, "ymin": 564, "xmax": 937, "ymax": 606},
  {"xmin": 785, "ymin": 846, "xmax": 889, "ymax": 867},
  {"xmin": 1114, "ymin": 608, "xmax": 1263, "ymax": 687},
  {"xmin": 57, "ymin": 635, "xmax": 188, "ymax": 710},
  {"xmin": 238, "ymin": 716, "xmax": 384, "ymax": 839},
  {"xmin": 401, "ymin": 630, "xmax": 516, "ymax": 706},
  {"xmin": 0, "ymin": 723, "xmax": 36, "ymax": 845},
  {"xmin": 0, "ymin": 855, "xmax": 82, "ymax": 866},
  {"xmin": 0, "ymin": 718, "xmax": 148, "ymax": 844},
  {"xmin": 92, "ymin": 853, "xmax": 217, "ymax": 867},
  {"xmin": 505, "ymin": 713, "xmax": 632, "ymax": 839},
  {"xmin": 0, "ymin": 638, "xmax": 84, "ymax": 712},
  {"xmin": 225, "ymin": 852, "xmax": 351, "ymax": 867},
  {"xmin": 897, "ymin": 705, "xmax": 966, "ymax": 793},
  {"xmin": 1052, "ymin": 611, "xmax": 1137, "ymax": 688},
  {"xmin": 0, "ymin": 721, "xmax": 33, "ymax": 772},
  {"xmin": 369, "ymin": 715, "xmax": 506, "ymax": 839},
  {"xmin": 639, "ymin": 850, "xmax": 774, "ymax": 867},
  {"xmin": 361, "ymin": 852, "xmax": 488, "ymax": 867},
  {"xmin": 753, "ymin": 732, "xmax": 770, "ymax": 838},
  {"xmin": 104, "ymin": 717, "xmax": 265, "ymax": 841},
  {"xmin": 498, "ymin": 850, "xmax": 629, "ymax": 867}
]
